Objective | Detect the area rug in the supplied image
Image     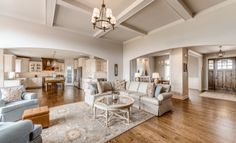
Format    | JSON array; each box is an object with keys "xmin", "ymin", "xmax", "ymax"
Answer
[
  {"xmin": 42, "ymin": 102, "xmax": 154, "ymax": 143},
  {"xmin": 200, "ymin": 92, "xmax": 236, "ymax": 102}
]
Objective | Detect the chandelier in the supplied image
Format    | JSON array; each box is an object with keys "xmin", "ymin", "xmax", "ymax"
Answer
[
  {"xmin": 218, "ymin": 45, "xmax": 224, "ymax": 57},
  {"xmin": 91, "ymin": 0, "xmax": 116, "ymax": 32}
]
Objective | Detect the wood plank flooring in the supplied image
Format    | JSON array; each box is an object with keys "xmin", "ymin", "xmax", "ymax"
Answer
[{"xmin": 29, "ymin": 87, "xmax": 236, "ymax": 143}]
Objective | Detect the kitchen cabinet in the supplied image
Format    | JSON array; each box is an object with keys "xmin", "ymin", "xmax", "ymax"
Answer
[
  {"xmin": 74, "ymin": 59, "xmax": 78, "ymax": 69},
  {"xmin": 4, "ymin": 54, "xmax": 16, "ymax": 72},
  {"xmin": 29, "ymin": 61, "xmax": 42, "ymax": 72},
  {"xmin": 54, "ymin": 62, "xmax": 64, "ymax": 72},
  {"xmin": 15, "ymin": 58, "xmax": 29, "ymax": 73}
]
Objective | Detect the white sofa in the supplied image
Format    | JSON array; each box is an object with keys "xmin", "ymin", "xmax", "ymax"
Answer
[{"xmin": 84, "ymin": 81, "xmax": 173, "ymax": 116}]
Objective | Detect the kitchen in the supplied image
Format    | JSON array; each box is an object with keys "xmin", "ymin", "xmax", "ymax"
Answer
[{"xmin": 2, "ymin": 50, "xmax": 108, "ymax": 90}]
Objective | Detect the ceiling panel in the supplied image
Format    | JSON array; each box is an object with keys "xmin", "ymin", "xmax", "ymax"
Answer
[
  {"xmin": 5, "ymin": 48, "xmax": 88, "ymax": 59},
  {"xmin": 0, "ymin": 0, "xmax": 46, "ymax": 24},
  {"xmin": 189, "ymin": 45, "xmax": 236, "ymax": 54},
  {"xmin": 182, "ymin": 0, "xmax": 226, "ymax": 14},
  {"xmin": 123, "ymin": 0, "xmax": 181, "ymax": 33},
  {"xmin": 74, "ymin": 0, "xmax": 136, "ymax": 17},
  {"xmin": 54, "ymin": 5, "xmax": 95, "ymax": 35},
  {"xmin": 101, "ymin": 27, "xmax": 140, "ymax": 42}
]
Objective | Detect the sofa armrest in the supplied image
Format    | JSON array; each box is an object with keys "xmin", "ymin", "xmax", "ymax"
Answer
[
  {"xmin": 0, "ymin": 120, "xmax": 33, "ymax": 143},
  {"xmin": 22, "ymin": 92, "xmax": 38, "ymax": 100},
  {"xmin": 30, "ymin": 124, "xmax": 42, "ymax": 141},
  {"xmin": 158, "ymin": 93, "xmax": 172, "ymax": 101},
  {"xmin": 0, "ymin": 100, "xmax": 5, "ymax": 107}
]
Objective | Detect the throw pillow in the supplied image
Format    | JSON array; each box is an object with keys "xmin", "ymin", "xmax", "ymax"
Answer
[
  {"xmin": 114, "ymin": 80, "xmax": 126, "ymax": 91},
  {"xmin": 154, "ymin": 85, "xmax": 162, "ymax": 99},
  {"xmin": 97, "ymin": 81, "xmax": 103, "ymax": 94},
  {"xmin": 1, "ymin": 86, "xmax": 25, "ymax": 102},
  {"xmin": 88, "ymin": 82, "xmax": 98, "ymax": 94},
  {"xmin": 102, "ymin": 82, "xmax": 113, "ymax": 92},
  {"xmin": 146, "ymin": 83, "xmax": 155, "ymax": 97}
]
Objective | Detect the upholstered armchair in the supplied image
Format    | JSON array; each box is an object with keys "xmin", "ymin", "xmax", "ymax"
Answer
[
  {"xmin": 0, "ymin": 120, "xmax": 42, "ymax": 143},
  {"xmin": 0, "ymin": 86, "xmax": 39, "ymax": 122}
]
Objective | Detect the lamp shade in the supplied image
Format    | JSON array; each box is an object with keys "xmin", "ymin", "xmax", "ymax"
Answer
[
  {"xmin": 135, "ymin": 73, "xmax": 141, "ymax": 78},
  {"xmin": 152, "ymin": 73, "xmax": 160, "ymax": 79}
]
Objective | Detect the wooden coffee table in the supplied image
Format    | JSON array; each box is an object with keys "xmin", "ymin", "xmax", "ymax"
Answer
[
  {"xmin": 94, "ymin": 95, "xmax": 134, "ymax": 127},
  {"xmin": 22, "ymin": 106, "xmax": 50, "ymax": 128}
]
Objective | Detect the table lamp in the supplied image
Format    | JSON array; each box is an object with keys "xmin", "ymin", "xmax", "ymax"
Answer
[{"xmin": 152, "ymin": 73, "xmax": 160, "ymax": 84}]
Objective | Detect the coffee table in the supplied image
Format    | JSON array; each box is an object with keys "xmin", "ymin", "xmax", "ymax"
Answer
[{"xmin": 94, "ymin": 95, "xmax": 134, "ymax": 127}]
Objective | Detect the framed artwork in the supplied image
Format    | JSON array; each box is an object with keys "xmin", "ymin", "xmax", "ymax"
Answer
[
  {"xmin": 183, "ymin": 63, "xmax": 188, "ymax": 72},
  {"xmin": 114, "ymin": 64, "xmax": 118, "ymax": 76}
]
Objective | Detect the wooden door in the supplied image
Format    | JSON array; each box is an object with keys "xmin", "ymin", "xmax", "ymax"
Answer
[{"xmin": 213, "ymin": 58, "xmax": 235, "ymax": 91}]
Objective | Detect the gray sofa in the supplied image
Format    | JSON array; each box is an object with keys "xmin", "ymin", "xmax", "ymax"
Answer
[
  {"xmin": 0, "ymin": 120, "xmax": 42, "ymax": 143},
  {"xmin": 126, "ymin": 82, "xmax": 173, "ymax": 116},
  {"xmin": 0, "ymin": 86, "xmax": 39, "ymax": 122},
  {"xmin": 85, "ymin": 81, "xmax": 173, "ymax": 116}
]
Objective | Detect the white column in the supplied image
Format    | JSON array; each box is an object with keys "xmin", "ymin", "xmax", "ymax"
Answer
[
  {"xmin": 170, "ymin": 48, "xmax": 189, "ymax": 100},
  {"xmin": 0, "ymin": 49, "xmax": 4, "ymax": 87}
]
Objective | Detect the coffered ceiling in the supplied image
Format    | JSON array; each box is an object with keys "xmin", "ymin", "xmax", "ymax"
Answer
[{"xmin": 0, "ymin": 0, "xmax": 229, "ymax": 43}]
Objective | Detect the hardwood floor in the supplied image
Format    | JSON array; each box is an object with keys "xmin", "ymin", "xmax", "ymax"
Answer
[
  {"xmin": 29, "ymin": 87, "xmax": 236, "ymax": 143},
  {"xmin": 28, "ymin": 86, "xmax": 84, "ymax": 107}
]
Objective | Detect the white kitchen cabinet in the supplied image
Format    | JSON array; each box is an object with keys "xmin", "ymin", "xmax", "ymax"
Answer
[
  {"xmin": 15, "ymin": 58, "xmax": 29, "ymax": 73},
  {"xmin": 4, "ymin": 54, "xmax": 16, "ymax": 72},
  {"xmin": 29, "ymin": 61, "xmax": 42, "ymax": 72},
  {"xmin": 74, "ymin": 59, "xmax": 78, "ymax": 69},
  {"xmin": 55, "ymin": 63, "xmax": 64, "ymax": 72}
]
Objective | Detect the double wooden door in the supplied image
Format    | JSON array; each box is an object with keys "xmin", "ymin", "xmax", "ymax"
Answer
[{"xmin": 208, "ymin": 58, "xmax": 236, "ymax": 91}]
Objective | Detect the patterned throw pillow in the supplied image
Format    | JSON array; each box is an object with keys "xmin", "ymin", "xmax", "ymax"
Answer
[
  {"xmin": 114, "ymin": 80, "xmax": 126, "ymax": 91},
  {"xmin": 146, "ymin": 83, "xmax": 155, "ymax": 97},
  {"xmin": 1, "ymin": 86, "xmax": 25, "ymax": 102}
]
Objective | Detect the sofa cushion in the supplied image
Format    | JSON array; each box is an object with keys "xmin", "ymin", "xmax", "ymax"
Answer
[
  {"xmin": 137, "ymin": 82, "xmax": 149, "ymax": 94},
  {"xmin": 128, "ymin": 82, "xmax": 140, "ymax": 91},
  {"xmin": 88, "ymin": 82, "xmax": 98, "ymax": 94},
  {"xmin": 97, "ymin": 81, "xmax": 103, "ymax": 94},
  {"xmin": 0, "ymin": 100, "xmax": 38, "ymax": 113},
  {"xmin": 114, "ymin": 80, "xmax": 126, "ymax": 91},
  {"xmin": 146, "ymin": 83, "xmax": 155, "ymax": 97},
  {"xmin": 0, "ymin": 86, "xmax": 25, "ymax": 102},
  {"xmin": 155, "ymin": 85, "xmax": 162, "ymax": 98},
  {"xmin": 102, "ymin": 82, "xmax": 113, "ymax": 92},
  {"xmin": 159, "ymin": 84, "xmax": 171, "ymax": 93},
  {"xmin": 30, "ymin": 124, "xmax": 42, "ymax": 141},
  {"xmin": 0, "ymin": 100, "xmax": 5, "ymax": 107},
  {"xmin": 141, "ymin": 96, "xmax": 159, "ymax": 105}
]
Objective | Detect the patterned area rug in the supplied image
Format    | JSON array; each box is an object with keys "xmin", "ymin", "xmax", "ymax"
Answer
[
  {"xmin": 200, "ymin": 92, "xmax": 236, "ymax": 102},
  {"xmin": 42, "ymin": 102, "xmax": 154, "ymax": 143}
]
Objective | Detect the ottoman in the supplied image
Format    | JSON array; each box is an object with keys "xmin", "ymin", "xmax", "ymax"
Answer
[{"xmin": 22, "ymin": 106, "xmax": 49, "ymax": 128}]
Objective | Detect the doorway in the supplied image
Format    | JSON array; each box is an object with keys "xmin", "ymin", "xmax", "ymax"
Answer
[
  {"xmin": 208, "ymin": 58, "xmax": 235, "ymax": 91},
  {"xmin": 66, "ymin": 66, "xmax": 73, "ymax": 85}
]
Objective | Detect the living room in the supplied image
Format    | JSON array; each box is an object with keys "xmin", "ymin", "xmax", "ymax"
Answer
[{"xmin": 0, "ymin": 0, "xmax": 236, "ymax": 143}]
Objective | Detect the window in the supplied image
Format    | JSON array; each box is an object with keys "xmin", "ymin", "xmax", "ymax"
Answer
[
  {"xmin": 217, "ymin": 59, "xmax": 233, "ymax": 70},
  {"xmin": 208, "ymin": 60, "xmax": 214, "ymax": 70},
  {"xmin": 164, "ymin": 60, "xmax": 170, "ymax": 80}
]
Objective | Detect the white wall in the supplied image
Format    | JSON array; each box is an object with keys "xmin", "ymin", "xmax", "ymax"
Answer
[
  {"xmin": 0, "ymin": 16, "xmax": 123, "ymax": 81},
  {"xmin": 188, "ymin": 55, "xmax": 199, "ymax": 90},
  {"xmin": 203, "ymin": 50, "xmax": 236, "ymax": 90},
  {"xmin": 123, "ymin": 2, "xmax": 236, "ymax": 81},
  {"xmin": 0, "ymin": 49, "xmax": 3, "ymax": 87}
]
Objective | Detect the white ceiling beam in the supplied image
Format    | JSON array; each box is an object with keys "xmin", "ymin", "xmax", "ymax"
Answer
[
  {"xmin": 46, "ymin": 0, "xmax": 57, "ymax": 26},
  {"xmin": 166, "ymin": 0, "xmax": 192, "ymax": 20},
  {"xmin": 119, "ymin": 23, "xmax": 147, "ymax": 35},
  {"xmin": 57, "ymin": 0, "xmax": 92, "ymax": 15},
  {"xmin": 93, "ymin": 0, "xmax": 154, "ymax": 38}
]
